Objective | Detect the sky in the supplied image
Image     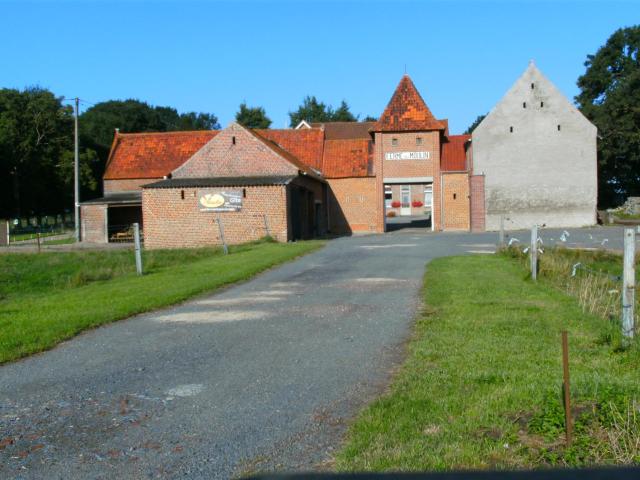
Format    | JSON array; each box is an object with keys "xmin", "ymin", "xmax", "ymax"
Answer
[{"xmin": 1, "ymin": 0, "xmax": 637, "ymax": 133}]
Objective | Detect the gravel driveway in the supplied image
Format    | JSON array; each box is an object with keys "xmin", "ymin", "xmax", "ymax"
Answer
[{"xmin": 0, "ymin": 226, "xmax": 633, "ymax": 479}]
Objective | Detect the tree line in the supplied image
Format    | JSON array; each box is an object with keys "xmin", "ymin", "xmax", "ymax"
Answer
[{"xmin": 0, "ymin": 93, "xmax": 364, "ymax": 218}]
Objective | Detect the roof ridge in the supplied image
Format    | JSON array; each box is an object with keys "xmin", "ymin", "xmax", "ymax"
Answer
[{"xmin": 116, "ymin": 130, "xmax": 219, "ymax": 137}]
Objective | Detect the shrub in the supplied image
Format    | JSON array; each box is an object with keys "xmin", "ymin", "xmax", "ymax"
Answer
[{"xmin": 386, "ymin": 211, "xmax": 396, "ymax": 218}]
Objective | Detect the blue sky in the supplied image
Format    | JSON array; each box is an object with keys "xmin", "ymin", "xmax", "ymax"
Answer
[{"xmin": 2, "ymin": 1, "xmax": 636, "ymax": 133}]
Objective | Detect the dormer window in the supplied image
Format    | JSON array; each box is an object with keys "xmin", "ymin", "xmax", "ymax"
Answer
[{"xmin": 391, "ymin": 138, "xmax": 398, "ymax": 146}]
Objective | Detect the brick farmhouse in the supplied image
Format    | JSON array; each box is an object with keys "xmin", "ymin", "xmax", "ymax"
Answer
[{"xmin": 81, "ymin": 65, "xmax": 597, "ymax": 248}]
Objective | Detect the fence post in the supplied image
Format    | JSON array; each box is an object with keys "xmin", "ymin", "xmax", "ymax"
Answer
[
  {"xmin": 217, "ymin": 215, "xmax": 228, "ymax": 255},
  {"xmin": 561, "ymin": 331, "xmax": 572, "ymax": 446},
  {"xmin": 530, "ymin": 225, "xmax": 538, "ymax": 281},
  {"xmin": 133, "ymin": 222, "xmax": 143, "ymax": 275},
  {"xmin": 263, "ymin": 214, "xmax": 271, "ymax": 238},
  {"xmin": 498, "ymin": 214, "xmax": 505, "ymax": 247},
  {"xmin": 36, "ymin": 232, "xmax": 41, "ymax": 253},
  {"xmin": 0, "ymin": 221, "xmax": 8, "ymax": 247},
  {"xmin": 622, "ymin": 228, "xmax": 636, "ymax": 341}
]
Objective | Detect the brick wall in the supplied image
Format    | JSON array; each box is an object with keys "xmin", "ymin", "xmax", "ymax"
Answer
[
  {"xmin": 469, "ymin": 175, "xmax": 486, "ymax": 232},
  {"xmin": 81, "ymin": 204, "xmax": 107, "ymax": 243},
  {"xmin": 442, "ymin": 173, "xmax": 470, "ymax": 231},
  {"xmin": 380, "ymin": 131, "xmax": 439, "ymax": 179},
  {"xmin": 104, "ymin": 179, "xmax": 155, "ymax": 193},
  {"xmin": 327, "ymin": 177, "xmax": 379, "ymax": 233},
  {"xmin": 142, "ymin": 185, "xmax": 289, "ymax": 249},
  {"xmin": 173, "ymin": 123, "xmax": 298, "ymax": 178}
]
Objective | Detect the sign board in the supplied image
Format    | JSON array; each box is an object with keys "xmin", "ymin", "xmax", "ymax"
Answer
[
  {"xmin": 385, "ymin": 151, "xmax": 430, "ymax": 161},
  {"xmin": 198, "ymin": 189, "xmax": 242, "ymax": 212}
]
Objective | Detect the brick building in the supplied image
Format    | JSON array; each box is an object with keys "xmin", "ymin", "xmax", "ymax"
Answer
[{"xmin": 81, "ymin": 69, "xmax": 596, "ymax": 248}]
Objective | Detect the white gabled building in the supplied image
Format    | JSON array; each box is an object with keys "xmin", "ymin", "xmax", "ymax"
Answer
[{"xmin": 471, "ymin": 62, "xmax": 598, "ymax": 231}]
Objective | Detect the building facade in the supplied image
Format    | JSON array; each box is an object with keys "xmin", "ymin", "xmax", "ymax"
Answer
[
  {"xmin": 472, "ymin": 62, "xmax": 598, "ymax": 230},
  {"xmin": 81, "ymin": 66, "xmax": 597, "ymax": 247}
]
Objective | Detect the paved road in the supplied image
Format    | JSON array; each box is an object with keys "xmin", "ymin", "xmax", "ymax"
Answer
[{"xmin": 0, "ymin": 226, "xmax": 635, "ymax": 479}]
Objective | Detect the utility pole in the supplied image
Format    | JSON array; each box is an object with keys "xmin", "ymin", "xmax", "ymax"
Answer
[{"xmin": 74, "ymin": 97, "xmax": 80, "ymax": 242}]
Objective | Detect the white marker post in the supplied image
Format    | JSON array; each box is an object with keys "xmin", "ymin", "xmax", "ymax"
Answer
[
  {"xmin": 530, "ymin": 225, "xmax": 538, "ymax": 281},
  {"xmin": 622, "ymin": 228, "xmax": 636, "ymax": 341},
  {"xmin": 499, "ymin": 214, "xmax": 505, "ymax": 247},
  {"xmin": 133, "ymin": 222, "xmax": 143, "ymax": 275}
]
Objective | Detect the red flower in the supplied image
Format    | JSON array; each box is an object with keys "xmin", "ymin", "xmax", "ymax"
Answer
[
  {"xmin": 412, "ymin": 200, "xmax": 424, "ymax": 207},
  {"xmin": 391, "ymin": 201, "xmax": 401, "ymax": 208}
]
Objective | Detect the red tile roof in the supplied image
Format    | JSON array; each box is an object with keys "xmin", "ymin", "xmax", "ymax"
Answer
[
  {"xmin": 441, "ymin": 134, "xmax": 471, "ymax": 172},
  {"xmin": 104, "ymin": 130, "xmax": 219, "ymax": 180},
  {"xmin": 372, "ymin": 75, "xmax": 447, "ymax": 132},
  {"xmin": 255, "ymin": 129, "xmax": 325, "ymax": 171},
  {"xmin": 322, "ymin": 138, "xmax": 373, "ymax": 178},
  {"xmin": 311, "ymin": 122, "xmax": 374, "ymax": 140}
]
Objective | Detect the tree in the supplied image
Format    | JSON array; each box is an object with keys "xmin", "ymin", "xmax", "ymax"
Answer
[
  {"xmin": 464, "ymin": 114, "xmax": 487, "ymax": 134},
  {"xmin": 80, "ymin": 99, "xmax": 219, "ymax": 194},
  {"xmin": 235, "ymin": 102, "xmax": 272, "ymax": 129},
  {"xmin": 289, "ymin": 96, "xmax": 358, "ymax": 127},
  {"xmin": 576, "ymin": 26, "xmax": 640, "ymax": 207},
  {"xmin": 0, "ymin": 87, "xmax": 89, "ymax": 217},
  {"xmin": 363, "ymin": 115, "xmax": 378, "ymax": 122}
]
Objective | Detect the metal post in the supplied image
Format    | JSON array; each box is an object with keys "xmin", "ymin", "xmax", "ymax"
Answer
[
  {"xmin": 263, "ymin": 214, "xmax": 271, "ymax": 238},
  {"xmin": 530, "ymin": 225, "xmax": 538, "ymax": 281},
  {"xmin": 622, "ymin": 228, "xmax": 636, "ymax": 340},
  {"xmin": 74, "ymin": 97, "xmax": 80, "ymax": 243},
  {"xmin": 499, "ymin": 214, "xmax": 505, "ymax": 246},
  {"xmin": 217, "ymin": 215, "xmax": 228, "ymax": 255},
  {"xmin": 133, "ymin": 223, "xmax": 143, "ymax": 275},
  {"xmin": 561, "ymin": 331, "xmax": 572, "ymax": 446}
]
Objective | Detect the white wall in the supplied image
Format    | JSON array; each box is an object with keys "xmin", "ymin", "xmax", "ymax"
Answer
[{"xmin": 472, "ymin": 62, "xmax": 598, "ymax": 231}]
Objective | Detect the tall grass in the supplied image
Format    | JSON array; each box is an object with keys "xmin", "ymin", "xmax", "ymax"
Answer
[{"xmin": 501, "ymin": 246, "xmax": 639, "ymax": 338}]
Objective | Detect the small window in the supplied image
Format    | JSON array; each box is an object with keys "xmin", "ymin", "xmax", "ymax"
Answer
[
  {"xmin": 453, "ymin": 193, "xmax": 457, "ymax": 200},
  {"xmin": 391, "ymin": 138, "xmax": 398, "ymax": 146},
  {"xmin": 523, "ymin": 102, "xmax": 527, "ymax": 108},
  {"xmin": 416, "ymin": 137, "xmax": 423, "ymax": 146},
  {"xmin": 531, "ymin": 83, "xmax": 535, "ymax": 89},
  {"xmin": 243, "ymin": 188, "xmax": 246, "ymax": 198},
  {"xmin": 384, "ymin": 185, "xmax": 393, "ymax": 208},
  {"xmin": 509, "ymin": 126, "xmax": 514, "ymax": 133},
  {"xmin": 540, "ymin": 101, "xmax": 544, "ymax": 107},
  {"xmin": 232, "ymin": 136, "xmax": 236, "ymax": 145},
  {"xmin": 557, "ymin": 124, "xmax": 561, "ymax": 131},
  {"xmin": 180, "ymin": 190, "xmax": 185, "ymax": 200}
]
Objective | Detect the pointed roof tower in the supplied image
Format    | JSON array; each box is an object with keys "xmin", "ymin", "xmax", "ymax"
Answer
[{"xmin": 372, "ymin": 75, "xmax": 446, "ymax": 132}]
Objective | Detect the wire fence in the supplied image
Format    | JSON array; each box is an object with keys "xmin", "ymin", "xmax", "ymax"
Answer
[{"xmin": 3, "ymin": 214, "xmax": 74, "ymax": 246}]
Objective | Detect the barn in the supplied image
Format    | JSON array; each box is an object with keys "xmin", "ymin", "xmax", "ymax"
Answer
[{"xmin": 80, "ymin": 65, "xmax": 597, "ymax": 248}]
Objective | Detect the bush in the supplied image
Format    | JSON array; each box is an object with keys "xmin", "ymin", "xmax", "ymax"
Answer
[{"xmin": 386, "ymin": 211, "xmax": 396, "ymax": 218}]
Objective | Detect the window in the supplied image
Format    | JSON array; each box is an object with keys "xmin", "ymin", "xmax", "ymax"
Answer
[
  {"xmin": 557, "ymin": 124, "xmax": 561, "ymax": 131},
  {"xmin": 510, "ymin": 126, "xmax": 514, "ymax": 133},
  {"xmin": 424, "ymin": 185, "xmax": 433, "ymax": 209},
  {"xmin": 453, "ymin": 193, "xmax": 457, "ymax": 200},
  {"xmin": 523, "ymin": 102, "xmax": 527, "ymax": 108},
  {"xmin": 232, "ymin": 136, "xmax": 236, "ymax": 145},
  {"xmin": 391, "ymin": 138, "xmax": 398, "ymax": 146},
  {"xmin": 540, "ymin": 101, "xmax": 544, "ymax": 107},
  {"xmin": 384, "ymin": 185, "xmax": 393, "ymax": 208},
  {"xmin": 416, "ymin": 137, "xmax": 423, "ymax": 146},
  {"xmin": 180, "ymin": 190, "xmax": 185, "ymax": 200},
  {"xmin": 531, "ymin": 83, "xmax": 535, "ymax": 89}
]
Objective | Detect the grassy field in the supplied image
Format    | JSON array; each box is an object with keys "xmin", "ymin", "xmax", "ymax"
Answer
[
  {"xmin": 0, "ymin": 239, "xmax": 323, "ymax": 364},
  {"xmin": 337, "ymin": 254, "xmax": 640, "ymax": 471}
]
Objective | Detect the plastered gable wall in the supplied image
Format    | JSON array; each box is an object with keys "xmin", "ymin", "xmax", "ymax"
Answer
[
  {"xmin": 172, "ymin": 123, "xmax": 299, "ymax": 179},
  {"xmin": 472, "ymin": 63, "xmax": 597, "ymax": 230}
]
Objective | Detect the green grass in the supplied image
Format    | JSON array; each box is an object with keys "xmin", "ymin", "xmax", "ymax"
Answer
[
  {"xmin": 43, "ymin": 237, "xmax": 75, "ymax": 245},
  {"xmin": 0, "ymin": 239, "xmax": 324, "ymax": 364},
  {"xmin": 614, "ymin": 212, "xmax": 640, "ymax": 220},
  {"xmin": 9, "ymin": 231, "xmax": 67, "ymax": 242},
  {"xmin": 337, "ymin": 254, "xmax": 640, "ymax": 471}
]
